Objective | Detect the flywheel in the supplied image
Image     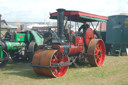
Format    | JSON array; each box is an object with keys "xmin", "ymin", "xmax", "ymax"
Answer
[{"xmin": 84, "ymin": 28, "xmax": 94, "ymax": 47}]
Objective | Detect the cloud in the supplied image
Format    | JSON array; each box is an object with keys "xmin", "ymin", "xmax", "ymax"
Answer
[{"xmin": 0, "ymin": 0, "xmax": 128, "ymax": 22}]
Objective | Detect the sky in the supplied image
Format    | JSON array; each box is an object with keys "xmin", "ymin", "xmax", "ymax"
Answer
[{"xmin": 0, "ymin": 0, "xmax": 128, "ymax": 22}]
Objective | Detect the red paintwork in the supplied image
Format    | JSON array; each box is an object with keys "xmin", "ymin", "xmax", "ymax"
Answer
[
  {"xmin": 85, "ymin": 28, "xmax": 94, "ymax": 46},
  {"xmin": 53, "ymin": 36, "xmax": 84, "ymax": 56},
  {"xmin": 50, "ymin": 11, "xmax": 108, "ymax": 20},
  {"xmin": 94, "ymin": 40, "xmax": 105, "ymax": 66},
  {"xmin": 68, "ymin": 44, "xmax": 83, "ymax": 55},
  {"xmin": 19, "ymin": 36, "xmax": 23, "ymax": 38},
  {"xmin": 51, "ymin": 51, "xmax": 68, "ymax": 77},
  {"xmin": 73, "ymin": 37, "xmax": 84, "ymax": 46}
]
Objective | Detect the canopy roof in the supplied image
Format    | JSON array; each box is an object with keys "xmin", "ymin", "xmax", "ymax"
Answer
[{"xmin": 50, "ymin": 10, "xmax": 108, "ymax": 22}]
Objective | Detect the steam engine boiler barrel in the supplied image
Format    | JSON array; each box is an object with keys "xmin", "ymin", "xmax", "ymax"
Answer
[
  {"xmin": 68, "ymin": 44, "xmax": 83, "ymax": 55},
  {"xmin": 57, "ymin": 9, "xmax": 65, "ymax": 42},
  {"xmin": 5, "ymin": 41, "xmax": 26, "ymax": 50},
  {"xmin": 68, "ymin": 37, "xmax": 84, "ymax": 55}
]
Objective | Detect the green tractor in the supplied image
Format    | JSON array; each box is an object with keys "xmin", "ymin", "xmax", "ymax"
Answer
[{"xmin": 0, "ymin": 29, "xmax": 44, "ymax": 67}]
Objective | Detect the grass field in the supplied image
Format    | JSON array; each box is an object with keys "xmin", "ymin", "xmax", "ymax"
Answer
[{"xmin": 0, "ymin": 56, "xmax": 128, "ymax": 85}]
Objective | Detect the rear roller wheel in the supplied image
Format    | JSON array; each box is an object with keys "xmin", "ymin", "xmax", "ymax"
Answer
[
  {"xmin": 32, "ymin": 49, "xmax": 69, "ymax": 77},
  {"xmin": 87, "ymin": 39, "xmax": 105, "ymax": 66}
]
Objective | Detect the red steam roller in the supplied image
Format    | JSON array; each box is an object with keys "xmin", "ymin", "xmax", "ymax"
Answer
[{"xmin": 31, "ymin": 9, "xmax": 108, "ymax": 77}]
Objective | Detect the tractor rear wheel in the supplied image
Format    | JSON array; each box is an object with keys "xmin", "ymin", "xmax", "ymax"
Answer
[
  {"xmin": 27, "ymin": 41, "xmax": 38, "ymax": 62},
  {"xmin": 87, "ymin": 39, "xmax": 105, "ymax": 66},
  {"xmin": 32, "ymin": 49, "xmax": 69, "ymax": 77},
  {"xmin": 0, "ymin": 50, "xmax": 9, "ymax": 68}
]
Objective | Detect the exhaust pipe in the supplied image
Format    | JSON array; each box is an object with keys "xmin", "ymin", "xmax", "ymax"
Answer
[{"xmin": 57, "ymin": 9, "xmax": 65, "ymax": 42}]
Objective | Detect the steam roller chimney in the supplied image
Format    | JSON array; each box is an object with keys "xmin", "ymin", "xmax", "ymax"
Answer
[{"xmin": 57, "ymin": 8, "xmax": 65, "ymax": 42}]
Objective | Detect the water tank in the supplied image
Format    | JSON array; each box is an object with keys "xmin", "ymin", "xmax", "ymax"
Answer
[{"xmin": 106, "ymin": 15, "xmax": 128, "ymax": 44}]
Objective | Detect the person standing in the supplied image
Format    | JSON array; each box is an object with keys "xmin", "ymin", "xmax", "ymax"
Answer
[{"xmin": 78, "ymin": 22, "xmax": 90, "ymax": 33}]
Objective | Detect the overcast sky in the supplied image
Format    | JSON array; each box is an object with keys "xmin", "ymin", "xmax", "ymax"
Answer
[{"xmin": 0, "ymin": 0, "xmax": 128, "ymax": 22}]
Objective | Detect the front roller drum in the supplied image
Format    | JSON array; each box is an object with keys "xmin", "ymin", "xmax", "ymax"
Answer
[
  {"xmin": 87, "ymin": 39, "xmax": 105, "ymax": 67},
  {"xmin": 32, "ymin": 49, "xmax": 69, "ymax": 77}
]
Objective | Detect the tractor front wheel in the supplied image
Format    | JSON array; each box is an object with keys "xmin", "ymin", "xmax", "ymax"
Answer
[
  {"xmin": 0, "ymin": 50, "xmax": 9, "ymax": 68},
  {"xmin": 27, "ymin": 41, "xmax": 38, "ymax": 62}
]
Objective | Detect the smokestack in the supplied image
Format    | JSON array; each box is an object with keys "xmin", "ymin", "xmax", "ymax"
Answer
[
  {"xmin": 57, "ymin": 8, "xmax": 65, "ymax": 42},
  {"xmin": 20, "ymin": 25, "xmax": 23, "ymax": 31}
]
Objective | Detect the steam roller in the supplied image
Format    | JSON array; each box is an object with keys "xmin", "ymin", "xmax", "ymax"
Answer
[{"xmin": 32, "ymin": 8, "xmax": 108, "ymax": 77}]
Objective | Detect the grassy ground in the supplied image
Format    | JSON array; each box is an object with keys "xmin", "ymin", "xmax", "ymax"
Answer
[{"xmin": 0, "ymin": 56, "xmax": 128, "ymax": 85}]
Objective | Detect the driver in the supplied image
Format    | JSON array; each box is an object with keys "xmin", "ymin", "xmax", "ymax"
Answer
[{"xmin": 78, "ymin": 22, "xmax": 90, "ymax": 33}]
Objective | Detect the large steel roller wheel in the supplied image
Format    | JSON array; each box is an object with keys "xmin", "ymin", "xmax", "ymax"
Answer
[
  {"xmin": 84, "ymin": 28, "xmax": 94, "ymax": 47},
  {"xmin": 87, "ymin": 39, "xmax": 105, "ymax": 66},
  {"xmin": 32, "ymin": 49, "xmax": 69, "ymax": 77}
]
